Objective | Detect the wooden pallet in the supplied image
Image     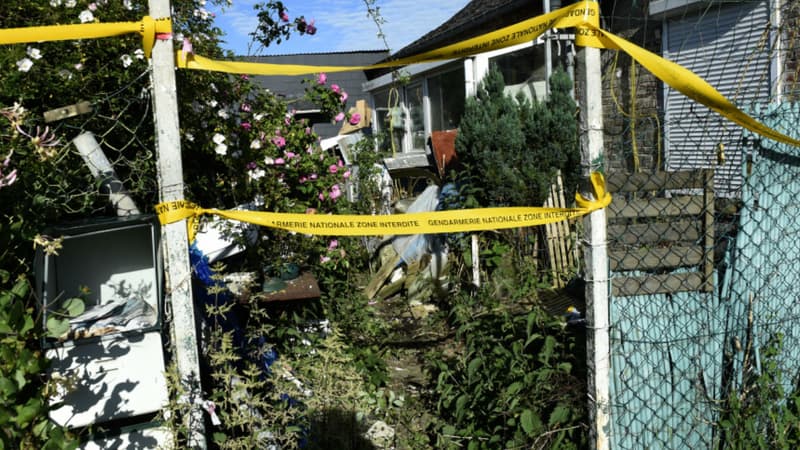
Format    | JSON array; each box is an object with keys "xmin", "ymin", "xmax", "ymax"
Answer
[
  {"xmin": 544, "ymin": 172, "xmax": 576, "ymax": 288},
  {"xmin": 607, "ymin": 170, "xmax": 714, "ymax": 296}
]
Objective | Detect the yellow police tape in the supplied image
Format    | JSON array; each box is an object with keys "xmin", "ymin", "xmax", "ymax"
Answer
[
  {"xmin": 176, "ymin": 0, "xmax": 800, "ymax": 148},
  {"xmin": 0, "ymin": 16, "xmax": 171, "ymax": 58},
  {"xmin": 1, "ymin": 2, "xmax": 798, "ymax": 147},
  {"xmin": 174, "ymin": 2, "xmax": 591, "ymax": 75},
  {"xmin": 156, "ymin": 174, "xmax": 611, "ymax": 240}
]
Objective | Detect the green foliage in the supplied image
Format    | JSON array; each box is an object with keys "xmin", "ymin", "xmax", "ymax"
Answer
[
  {"xmin": 453, "ymin": 65, "xmax": 580, "ymax": 207},
  {"xmin": 0, "ymin": 276, "xmax": 76, "ymax": 450},
  {"xmin": 426, "ymin": 283, "xmax": 588, "ymax": 449},
  {"xmin": 718, "ymin": 334, "xmax": 800, "ymax": 449},
  {"xmin": 251, "ymin": 1, "xmax": 317, "ymax": 51}
]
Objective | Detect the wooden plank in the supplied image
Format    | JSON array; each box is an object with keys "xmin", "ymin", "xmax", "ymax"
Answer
[
  {"xmin": 256, "ymin": 272, "xmax": 321, "ymax": 303},
  {"xmin": 544, "ymin": 190, "xmax": 560, "ymax": 287},
  {"xmin": 608, "ymin": 195, "xmax": 703, "ymax": 219},
  {"xmin": 607, "ymin": 169, "xmax": 712, "ymax": 193},
  {"xmin": 611, "ymin": 272, "xmax": 709, "ymax": 296},
  {"xmin": 555, "ymin": 173, "xmax": 573, "ymax": 271},
  {"xmin": 608, "ymin": 219, "xmax": 701, "ymax": 246},
  {"xmin": 365, "ymin": 253, "xmax": 402, "ymax": 299},
  {"xmin": 609, "ymin": 245, "xmax": 704, "ymax": 271}
]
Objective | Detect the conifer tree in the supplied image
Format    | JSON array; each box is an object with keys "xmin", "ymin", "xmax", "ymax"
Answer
[{"xmin": 454, "ymin": 66, "xmax": 579, "ymax": 207}]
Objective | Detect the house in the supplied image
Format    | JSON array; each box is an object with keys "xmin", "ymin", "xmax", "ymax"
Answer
[
  {"xmin": 363, "ymin": 0, "xmax": 799, "ymax": 197},
  {"xmin": 599, "ymin": 0, "xmax": 800, "ymax": 196},
  {"xmin": 363, "ymin": 0, "xmax": 575, "ymax": 172},
  {"xmin": 245, "ymin": 50, "xmax": 388, "ymax": 139}
]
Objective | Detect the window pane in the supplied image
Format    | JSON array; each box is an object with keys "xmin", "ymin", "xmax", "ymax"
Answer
[
  {"xmin": 489, "ymin": 45, "xmax": 547, "ymax": 101},
  {"xmin": 429, "ymin": 68, "xmax": 465, "ymax": 131},
  {"xmin": 406, "ymin": 83, "xmax": 425, "ymax": 151},
  {"xmin": 373, "ymin": 89, "xmax": 404, "ymax": 153}
]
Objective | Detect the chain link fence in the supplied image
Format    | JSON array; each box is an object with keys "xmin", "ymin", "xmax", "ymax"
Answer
[{"xmin": 600, "ymin": 0, "xmax": 800, "ymax": 447}]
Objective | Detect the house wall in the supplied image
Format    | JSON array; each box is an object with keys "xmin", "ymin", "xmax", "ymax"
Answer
[
  {"xmin": 586, "ymin": 0, "xmax": 663, "ymax": 174},
  {"xmin": 782, "ymin": 0, "xmax": 800, "ymax": 100}
]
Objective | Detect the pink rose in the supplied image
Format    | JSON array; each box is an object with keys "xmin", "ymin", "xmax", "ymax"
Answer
[
  {"xmin": 271, "ymin": 136, "xmax": 286, "ymax": 147},
  {"xmin": 318, "ymin": 192, "xmax": 325, "ymax": 201},
  {"xmin": 334, "ymin": 112, "xmax": 345, "ymax": 122},
  {"xmin": 299, "ymin": 176, "xmax": 308, "ymax": 183},
  {"xmin": 328, "ymin": 239, "xmax": 338, "ymax": 250},
  {"xmin": 280, "ymin": 10, "xmax": 289, "ymax": 22},
  {"xmin": 328, "ymin": 164, "xmax": 338, "ymax": 174},
  {"xmin": 320, "ymin": 255, "xmax": 331, "ymax": 263},
  {"xmin": 241, "ymin": 103, "xmax": 251, "ymax": 112},
  {"xmin": 330, "ymin": 184, "xmax": 342, "ymax": 200},
  {"xmin": 317, "ymin": 73, "xmax": 327, "ymax": 85},
  {"xmin": 331, "ymin": 84, "xmax": 341, "ymax": 94},
  {"xmin": 338, "ymin": 159, "xmax": 344, "ymax": 167},
  {"xmin": 274, "ymin": 157, "xmax": 285, "ymax": 165},
  {"xmin": 310, "ymin": 173, "xmax": 318, "ymax": 180},
  {"xmin": 286, "ymin": 151, "xmax": 297, "ymax": 159},
  {"xmin": 348, "ymin": 113, "xmax": 361, "ymax": 125},
  {"xmin": 343, "ymin": 170, "xmax": 351, "ymax": 179},
  {"xmin": 241, "ymin": 122, "xmax": 252, "ymax": 130},
  {"xmin": 305, "ymin": 127, "xmax": 312, "ymax": 135},
  {"xmin": 340, "ymin": 92, "xmax": 348, "ymax": 103}
]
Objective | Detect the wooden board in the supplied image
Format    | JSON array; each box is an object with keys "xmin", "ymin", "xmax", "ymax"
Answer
[
  {"xmin": 611, "ymin": 272, "xmax": 710, "ymax": 296},
  {"xmin": 608, "ymin": 195, "xmax": 704, "ymax": 219},
  {"xmin": 607, "ymin": 169, "xmax": 712, "ymax": 193},
  {"xmin": 609, "ymin": 245, "xmax": 704, "ymax": 271},
  {"xmin": 608, "ymin": 219, "xmax": 701, "ymax": 246},
  {"xmin": 255, "ymin": 272, "xmax": 321, "ymax": 303}
]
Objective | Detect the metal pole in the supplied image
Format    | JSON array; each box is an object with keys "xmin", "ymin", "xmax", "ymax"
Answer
[
  {"xmin": 577, "ymin": 19, "xmax": 611, "ymax": 450},
  {"xmin": 147, "ymin": 0, "xmax": 206, "ymax": 447},
  {"xmin": 543, "ymin": 0, "xmax": 552, "ymax": 96}
]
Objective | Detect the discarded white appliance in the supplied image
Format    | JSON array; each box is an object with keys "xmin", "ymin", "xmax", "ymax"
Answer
[{"xmin": 35, "ymin": 215, "xmax": 170, "ymax": 437}]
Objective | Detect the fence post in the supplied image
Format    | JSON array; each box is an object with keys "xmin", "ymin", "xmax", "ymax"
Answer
[
  {"xmin": 577, "ymin": 36, "xmax": 611, "ymax": 450},
  {"xmin": 147, "ymin": 0, "xmax": 206, "ymax": 448}
]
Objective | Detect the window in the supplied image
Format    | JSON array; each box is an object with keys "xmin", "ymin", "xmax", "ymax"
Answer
[
  {"xmin": 428, "ymin": 69, "xmax": 465, "ymax": 131},
  {"xmin": 371, "ymin": 65, "xmax": 465, "ymax": 154},
  {"xmin": 372, "ymin": 89, "xmax": 405, "ymax": 154},
  {"xmin": 489, "ymin": 43, "xmax": 549, "ymax": 101},
  {"xmin": 367, "ymin": 39, "xmax": 569, "ymax": 155},
  {"xmin": 406, "ymin": 82, "xmax": 426, "ymax": 151}
]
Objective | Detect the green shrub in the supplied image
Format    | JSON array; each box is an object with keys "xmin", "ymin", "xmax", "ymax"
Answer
[
  {"xmin": 0, "ymin": 274, "xmax": 76, "ymax": 450},
  {"xmin": 453, "ymin": 65, "xmax": 580, "ymax": 208},
  {"xmin": 426, "ymin": 283, "xmax": 588, "ymax": 449},
  {"xmin": 718, "ymin": 334, "xmax": 800, "ymax": 449}
]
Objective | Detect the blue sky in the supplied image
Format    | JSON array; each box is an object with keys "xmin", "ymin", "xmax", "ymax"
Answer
[{"xmin": 209, "ymin": 0, "xmax": 469, "ymax": 56}]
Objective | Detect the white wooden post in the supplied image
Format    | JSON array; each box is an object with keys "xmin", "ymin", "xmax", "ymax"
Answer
[
  {"xmin": 471, "ymin": 234, "xmax": 480, "ymax": 287},
  {"xmin": 147, "ymin": 0, "xmax": 206, "ymax": 448},
  {"xmin": 578, "ymin": 33, "xmax": 611, "ymax": 450}
]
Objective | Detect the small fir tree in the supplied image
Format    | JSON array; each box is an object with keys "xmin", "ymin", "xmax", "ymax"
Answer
[{"xmin": 453, "ymin": 66, "xmax": 580, "ymax": 207}]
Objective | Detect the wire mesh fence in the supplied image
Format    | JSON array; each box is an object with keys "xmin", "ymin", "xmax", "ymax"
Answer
[{"xmin": 601, "ymin": 0, "xmax": 800, "ymax": 447}]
